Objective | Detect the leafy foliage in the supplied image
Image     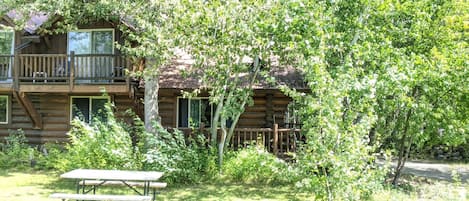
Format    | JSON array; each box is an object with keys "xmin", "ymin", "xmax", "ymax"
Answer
[
  {"xmin": 223, "ymin": 146, "xmax": 299, "ymax": 185},
  {"xmin": 56, "ymin": 104, "xmax": 141, "ymax": 171},
  {"xmin": 143, "ymin": 124, "xmax": 216, "ymax": 184},
  {"xmin": 0, "ymin": 129, "xmax": 35, "ymax": 169}
]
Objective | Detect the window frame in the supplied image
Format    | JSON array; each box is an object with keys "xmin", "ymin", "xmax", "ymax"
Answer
[
  {"xmin": 176, "ymin": 97, "xmax": 214, "ymax": 128},
  {"xmin": 0, "ymin": 30, "xmax": 14, "ymax": 81},
  {"xmin": 0, "ymin": 95, "xmax": 10, "ymax": 124},
  {"xmin": 70, "ymin": 96, "xmax": 110, "ymax": 123},
  {"xmin": 67, "ymin": 28, "xmax": 115, "ymax": 55}
]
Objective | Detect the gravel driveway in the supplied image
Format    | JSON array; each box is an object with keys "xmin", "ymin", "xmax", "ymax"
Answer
[{"xmin": 386, "ymin": 160, "xmax": 469, "ymax": 182}]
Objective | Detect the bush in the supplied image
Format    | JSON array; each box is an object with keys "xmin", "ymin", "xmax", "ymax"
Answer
[
  {"xmin": 222, "ymin": 146, "xmax": 299, "ymax": 184},
  {"xmin": 56, "ymin": 104, "xmax": 141, "ymax": 171},
  {"xmin": 143, "ymin": 123, "xmax": 216, "ymax": 184},
  {"xmin": 35, "ymin": 143, "xmax": 67, "ymax": 170},
  {"xmin": 0, "ymin": 129, "xmax": 35, "ymax": 169}
]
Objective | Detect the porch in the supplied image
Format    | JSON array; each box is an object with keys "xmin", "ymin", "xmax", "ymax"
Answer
[
  {"xmin": 181, "ymin": 124, "xmax": 304, "ymax": 156},
  {"xmin": 0, "ymin": 52, "xmax": 134, "ymax": 93}
]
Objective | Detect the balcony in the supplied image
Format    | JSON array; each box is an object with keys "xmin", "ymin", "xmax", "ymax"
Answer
[{"xmin": 0, "ymin": 53, "xmax": 134, "ymax": 93}]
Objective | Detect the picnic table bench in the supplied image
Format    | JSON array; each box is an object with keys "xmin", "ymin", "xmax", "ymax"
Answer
[
  {"xmin": 79, "ymin": 180, "xmax": 167, "ymax": 197},
  {"xmin": 50, "ymin": 193, "xmax": 152, "ymax": 201},
  {"xmin": 50, "ymin": 169, "xmax": 165, "ymax": 201}
]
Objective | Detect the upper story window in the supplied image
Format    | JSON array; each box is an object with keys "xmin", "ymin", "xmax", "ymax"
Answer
[
  {"xmin": 68, "ymin": 29, "xmax": 114, "ymax": 54},
  {"xmin": 71, "ymin": 96, "xmax": 110, "ymax": 123},
  {"xmin": 0, "ymin": 31, "xmax": 14, "ymax": 80},
  {"xmin": 0, "ymin": 95, "xmax": 9, "ymax": 124},
  {"xmin": 0, "ymin": 30, "xmax": 13, "ymax": 54},
  {"xmin": 178, "ymin": 98, "xmax": 214, "ymax": 128}
]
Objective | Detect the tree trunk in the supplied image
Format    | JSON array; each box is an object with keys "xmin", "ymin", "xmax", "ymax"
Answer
[
  {"xmin": 392, "ymin": 87, "xmax": 419, "ymax": 185},
  {"xmin": 218, "ymin": 116, "xmax": 228, "ymax": 172},
  {"xmin": 144, "ymin": 67, "xmax": 161, "ymax": 134}
]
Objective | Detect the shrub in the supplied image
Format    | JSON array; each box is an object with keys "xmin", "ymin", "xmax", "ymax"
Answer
[
  {"xmin": 222, "ymin": 146, "xmax": 299, "ymax": 184},
  {"xmin": 57, "ymin": 104, "xmax": 141, "ymax": 171},
  {"xmin": 0, "ymin": 129, "xmax": 35, "ymax": 169},
  {"xmin": 35, "ymin": 143, "xmax": 67, "ymax": 170},
  {"xmin": 143, "ymin": 123, "xmax": 216, "ymax": 184}
]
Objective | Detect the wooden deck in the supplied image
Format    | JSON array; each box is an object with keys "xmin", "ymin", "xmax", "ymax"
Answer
[{"xmin": 0, "ymin": 53, "xmax": 133, "ymax": 93}]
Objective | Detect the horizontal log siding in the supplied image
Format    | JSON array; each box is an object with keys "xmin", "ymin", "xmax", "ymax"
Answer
[
  {"xmin": 0, "ymin": 93, "xmax": 138, "ymax": 144},
  {"xmin": 158, "ymin": 89, "xmax": 292, "ymax": 128},
  {"xmin": 0, "ymin": 93, "xmax": 69, "ymax": 144},
  {"xmin": 158, "ymin": 90, "xmax": 177, "ymax": 127}
]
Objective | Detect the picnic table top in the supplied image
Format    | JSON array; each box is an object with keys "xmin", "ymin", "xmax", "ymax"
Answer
[{"xmin": 60, "ymin": 169, "xmax": 164, "ymax": 181}]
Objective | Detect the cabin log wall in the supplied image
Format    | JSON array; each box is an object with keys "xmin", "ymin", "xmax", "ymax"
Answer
[
  {"xmin": 0, "ymin": 92, "xmax": 139, "ymax": 144},
  {"xmin": 158, "ymin": 89, "xmax": 292, "ymax": 129}
]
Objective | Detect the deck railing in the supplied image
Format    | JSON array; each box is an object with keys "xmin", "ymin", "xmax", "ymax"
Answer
[
  {"xmin": 17, "ymin": 53, "xmax": 131, "ymax": 83},
  {"xmin": 181, "ymin": 124, "xmax": 304, "ymax": 155},
  {"xmin": 0, "ymin": 55, "xmax": 13, "ymax": 81},
  {"xmin": 1, "ymin": 52, "xmax": 132, "ymax": 84}
]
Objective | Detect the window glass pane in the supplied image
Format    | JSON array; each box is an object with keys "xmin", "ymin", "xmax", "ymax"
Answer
[
  {"xmin": 178, "ymin": 99, "xmax": 188, "ymax": 127},
  {"xmin": 91, "ymin": 98, "xmax": 108, "ymax": 121},
  {"xmin": 72, "ymin": 98, "xmax": 90, "ymax": 122},
  {"xmin": 201, "ymin": 99, "xmax": 211, "ymax": 128},
  {"xmin": 0, "ymin": 96, "xmax": 7, "ymax": 123},
  {"xmin": 0, "ymin": 31, "xmax": 13, "ymax": 54},
  {"xmin": 190, "ymin": 99, "xmax": 200, "ymax": 127},
  {"xmin": 69, "ymin": 32, "xmax": 91, "ymax": 54},
  {"xmin": 92, "ymin": 31, "xmax": 113, "ymax": 54}
]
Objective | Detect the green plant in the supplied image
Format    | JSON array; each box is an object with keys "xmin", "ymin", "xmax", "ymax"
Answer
[
  {"xmin": 57, "ymin": 104, "xmax": 141, "ymax": 171},
  {"xmin": 0, "ymin": 129, "xmax": 35, "ymax": 169},
  {"xmin": 222, "ymin": 146, "xmax": 299, "ymax": 184},
  {"xmin": 143, "ymin": 123, "xmax": 216, "ymax": 184},
  {"xmin": 35, "ymin": 143, "xmax": 66, "ymax": 170}
]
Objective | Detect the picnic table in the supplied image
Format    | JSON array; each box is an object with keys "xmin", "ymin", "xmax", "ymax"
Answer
[{"xmin": 50, "ymin": 169, "xmax": 165, "ymax": 201}]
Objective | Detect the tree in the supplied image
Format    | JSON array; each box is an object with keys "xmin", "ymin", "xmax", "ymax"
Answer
[
  {"xmin": 368, "ymin": 0, "xmax": 468, "ymax": 185},
  {"xmin": 159, "ymin": 0, "xmax": 281, "ymax": 170},
  {"xmin": 268, "ymin": 1, "xmax": 388, "ymax": 199}
]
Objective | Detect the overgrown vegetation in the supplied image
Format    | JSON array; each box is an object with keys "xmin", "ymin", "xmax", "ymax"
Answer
[
  {"xmin": 0, "ymin": 129, "xmax": 35, "ymax": 169},
  {"xmin": 142, "ymin": 124, "xmax": 217, "ymax": 184},
  {"xmin": 53, "ymin": 104, "xmax": 140, "ymax": 171},
  {"xmin": 223, "ymin": 146, "xmax": 299, "ymax": 185}
]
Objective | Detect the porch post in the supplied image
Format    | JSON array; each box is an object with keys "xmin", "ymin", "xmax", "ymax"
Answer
[
  {"xmin": 13, "ymin": 54, "xmax": 19, "ymax": 90},
  {"xmin": 69, "ymin": 51, "xmax": 75, "ymax": 91},
  {"xmin": 273, "ymin": 123, "xmax": 279, "ymax": 155}
]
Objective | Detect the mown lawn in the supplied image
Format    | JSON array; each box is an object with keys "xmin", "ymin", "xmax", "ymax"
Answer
[
  {"xmin": 0, "ymin": 169, "xmax": 313, "ymax": 201},
  {"xmin": 0, "ymin": 169, "xmax": 467, "ymax": 201}
]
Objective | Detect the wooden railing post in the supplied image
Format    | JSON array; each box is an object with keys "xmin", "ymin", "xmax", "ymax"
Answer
[
  {"xmin": 69, "ymin": 51, "xmax": 75, "ymax": 90},
  {"xmin": 13, "ymin": 54, "xmax": 19, "ymax": 90},
  {"xmin": 273, "ymin": 123, "xmax": 279, "ymax": 155}
]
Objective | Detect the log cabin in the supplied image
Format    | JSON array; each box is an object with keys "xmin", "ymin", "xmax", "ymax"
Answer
[{"xmin": 0, "ymin": 12, "xmax": 306, "ymax": 153}]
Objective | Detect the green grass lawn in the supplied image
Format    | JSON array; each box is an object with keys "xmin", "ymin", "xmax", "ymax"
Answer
[
  {"xmin": 0, "ymin": 169, "xmax": 313, "ymax": 201},
  {"xmin": 0, "ymin": 169, "xmax": 467, "ymax": 201}
]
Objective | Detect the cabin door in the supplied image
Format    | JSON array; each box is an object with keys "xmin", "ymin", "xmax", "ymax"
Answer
[
  {"xmin": 68, "ymin": 30, "xmax": 114, "ymax": 83},
  {"xmin": 0, "ymin": 31, "xmax": 14, "ymax": 82}
]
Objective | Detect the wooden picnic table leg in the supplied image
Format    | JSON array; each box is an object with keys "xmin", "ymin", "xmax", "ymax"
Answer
[{"xmin": 76, "ymin": 180, "xmax": 80, "ymax": 194}]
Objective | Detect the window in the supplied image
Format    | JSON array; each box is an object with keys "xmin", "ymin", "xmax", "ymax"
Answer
[
  {"xmin": 0, "ymin": 95, "xmax": 9, "ymax": 124},
  {"xmin": 68, "ymin": 29, "xmax": 114, "ymax": 54},
  {"xmin": 178, "ymin": 98, "xmax": 214, "ymax": 128},
  {"xmin": 71, "ymin": 96, "xmax": 109, "ymax": 123},
  {"xmin": 68, "ymin": 29, "xmax": 114, "ymax": 83},
  {"xmin": 0, "ymin": 30, "xmax": 14, "ymax": 80}
]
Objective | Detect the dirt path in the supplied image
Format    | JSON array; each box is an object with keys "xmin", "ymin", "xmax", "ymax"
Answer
[{"xmin": 388, "ymin": 160, "xmax": 469, "ymax": 182}]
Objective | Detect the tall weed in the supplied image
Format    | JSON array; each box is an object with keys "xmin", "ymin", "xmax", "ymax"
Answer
[
  {"xmin": 56, "ymin": 104, "xmax": 141, "ymax": 171},
  {"xmin": 222, "ymin": 146, "xmax": 299, "ymax": 184},
  {"xmin": 143, "ymin": 123, "xmax": 216, "ymax": 184},
  {"xmin": 0, "ymin": 129, "xmax": 35, "ymax": 169}
]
